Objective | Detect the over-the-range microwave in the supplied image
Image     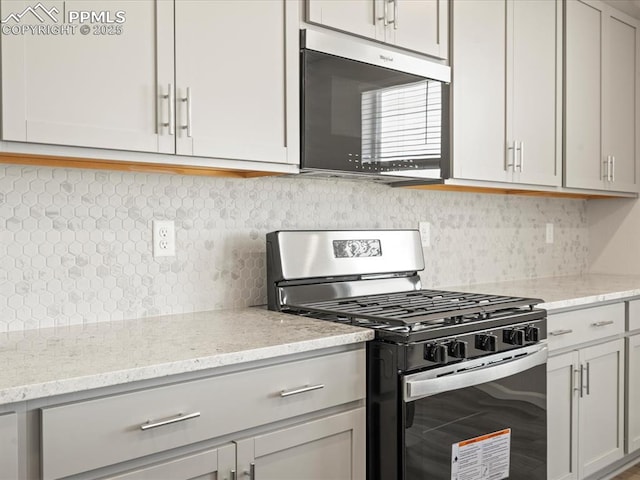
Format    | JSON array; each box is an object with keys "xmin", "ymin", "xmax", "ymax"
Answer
[{"xmin": 300, "ymin": 29, "xmax": 451, "ymax": 185}]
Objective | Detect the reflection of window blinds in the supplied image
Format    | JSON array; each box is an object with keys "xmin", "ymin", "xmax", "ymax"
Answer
[{"xmin": 361, "ymin": 80, "xmax": 441, "ymax": 164}]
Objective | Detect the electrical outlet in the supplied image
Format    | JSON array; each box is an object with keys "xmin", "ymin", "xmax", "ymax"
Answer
[
  {"xmin": 545, "ymin": 223, "xmax": 554, "ymax": 244},
  {"xmin": 419, "ymin": 221, "xmax": 431, "ymax": 248},
  {"xmin": 153, "ymin": 220, "xmax": 176, "ymax": 257}
]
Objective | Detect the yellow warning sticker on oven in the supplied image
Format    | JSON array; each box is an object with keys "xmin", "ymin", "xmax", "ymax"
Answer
[{"xmin": 451, "ymin": 428, "xmax": 511, "ymax": 480}]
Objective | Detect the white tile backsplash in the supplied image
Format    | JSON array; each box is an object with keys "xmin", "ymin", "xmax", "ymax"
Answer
[{"xmin": 0, "ymin": 165, "xmax": 588, "ymax": 332}]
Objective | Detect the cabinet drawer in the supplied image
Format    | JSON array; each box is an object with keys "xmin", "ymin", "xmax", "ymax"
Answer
[
  {"xmin": 628, "ymin": 299, "xmax": 640, "ymax": 332},
  {"xmin": 547, "ymin": 303, "xmax": 624, "ymax": 352},
  {"xmin": 41, "ymin": 349, "xmax": 365, "ymax": 480}
]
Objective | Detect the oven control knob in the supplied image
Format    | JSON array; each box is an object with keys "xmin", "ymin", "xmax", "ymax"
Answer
[
  {"xmin": 448, "ymin": 340, "xmax": 468, "ymax": 359},
  {"xmin": 475, "ymin": 334, "xmax": 497, "ymax": 352},
  {"xmin": 525, "ymin": 326, "xmax": 540, "ymax": 342},
  {"xmin": 424, "ymin": 343, "xmax": 448, "ymax": 363},
  {"xmin": 503, "ymin": 328, "xmax": 526, "ymax": 346}
]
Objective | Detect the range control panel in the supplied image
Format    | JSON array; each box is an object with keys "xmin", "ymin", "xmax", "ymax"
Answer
[{"xmin": 405, "ymin": 318, "xmax": 547, "ymax": 371}]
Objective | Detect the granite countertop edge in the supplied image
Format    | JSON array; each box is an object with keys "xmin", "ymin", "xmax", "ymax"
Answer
[{"xmin": 0, "ymin": 308, "xmax": 374, "ymax": 406}]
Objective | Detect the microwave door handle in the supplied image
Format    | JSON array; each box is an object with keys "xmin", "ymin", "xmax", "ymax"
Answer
[{"xmin": 404, "ymin": 344, "xmax": 548, "ymax": 402}]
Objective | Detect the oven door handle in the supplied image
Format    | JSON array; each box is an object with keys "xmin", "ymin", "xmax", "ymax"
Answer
[{"xmin": 403, "ymin": 344, "xmax": 548, "ymax": 402}]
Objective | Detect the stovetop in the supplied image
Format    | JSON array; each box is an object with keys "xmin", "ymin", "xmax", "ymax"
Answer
[
  {"xmin": 284, "ymin": 289, "xmax": 545, "ymax": 343},
  {"xmin": 287, "ymin": 289, "xmax": 541, "ymax": 326}
]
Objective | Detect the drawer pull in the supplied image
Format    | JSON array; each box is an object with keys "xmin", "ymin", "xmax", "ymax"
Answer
[
  {"xmin": 591, "ymin": 320, "xmax": 615, "ymax": 327},
  {"xmin": 549, "ymin": 329, "xmax": 573, "ymax": 336},
  {"xmin": 280, "ymin": 384, "xmax": 325, "ymax": 398},
  {"xmin": 140, "ymin": 411, "xmax": 201, "ymax": 431}
]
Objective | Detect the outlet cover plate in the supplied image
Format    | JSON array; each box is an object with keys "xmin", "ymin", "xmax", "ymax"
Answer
[
  {"xmin": 153, "ymin": 220, "xmax": 176, "ymax": 257},
  {"xmin": 419, "ymin": 221, "xmax": 431, "ymax": 248}
]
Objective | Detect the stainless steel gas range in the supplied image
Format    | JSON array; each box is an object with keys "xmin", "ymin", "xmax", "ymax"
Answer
[{"xmin": 267, "ymin": 229, "xmax": 547, "ymax": 480}]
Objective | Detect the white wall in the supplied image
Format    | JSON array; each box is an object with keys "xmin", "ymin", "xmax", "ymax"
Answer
[
  {"xmin": 0, "ymin": 165, "xmax": 589, "ymax": 332},
  {"xmin": 588, "ymin": 196, "xmax": 640, "ymax": 273}
]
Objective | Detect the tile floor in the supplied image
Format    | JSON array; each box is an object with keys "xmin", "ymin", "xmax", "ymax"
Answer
[{"xmin": 613, "ymin": 462, "xmax": 640, "ymax": 479}]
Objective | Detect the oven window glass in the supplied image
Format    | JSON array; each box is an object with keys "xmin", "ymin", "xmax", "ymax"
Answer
[
  {"xmin": 403, "ymin": 363, "xmax": 546, "ymax": 480},
  {"xmin": 302, "ymin": 49, "xmax": 449, "ymax": 177}
]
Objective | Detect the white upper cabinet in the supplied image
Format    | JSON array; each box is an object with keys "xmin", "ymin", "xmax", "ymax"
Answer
[
  {"xmin": 174, "ymin": 1, "xmax": 298, "ymax": 164},
  {"xmin": 451, "ymin": 0, "xmax": 508, "ymax": 183},
  {"xmin": 509, "ymin": 0, "xmax": 560, "ymax": 186},
  {"xmin": 565, "ymin": 0, "xmax": 639, "ymax": 193},
  {"xmin": 452, "ymin": 0, "xmax": 561, "ymax": 187},
  {"xmin": 306, "ymin": 0, "xmax": 448, "ymax": 59},
  {"xmin": 1, "ymin": 0, "xmax": 174, "ymax": 154},
  {"xmin": 1, "ymin": 0, "xmax": 299, "ymax": 166}
]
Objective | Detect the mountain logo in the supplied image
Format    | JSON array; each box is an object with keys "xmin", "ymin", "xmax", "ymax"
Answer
[{"xmin": 1, "ymin": 3, "xmax": 59, "ymax": 24}]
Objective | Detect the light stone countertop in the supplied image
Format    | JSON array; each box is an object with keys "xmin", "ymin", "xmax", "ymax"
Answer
[
  {"xmin": 445, "ymin": 274, "xmax": 640, "ymax": 312},
  {"xmin": 0, "ymin": 308, "xmax": 373, "ymax": 406},
  {"xmin": 4, "ymin": 274, "xmax": 638, "ymax": 406}
]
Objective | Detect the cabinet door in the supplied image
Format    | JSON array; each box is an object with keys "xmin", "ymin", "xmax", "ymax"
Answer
[
  {"xmin": 628, "ymin": 334, "xmax": 640, "ymax": 454},
  {"xmin": 547, "ymin": 352, "xmax": 579, "ymax": 480},
  {"xmin": 174, "ymin": 0, "xmax": 298, "ymax": 165},
  {"xmin": 603, "ymin": 10, "xmax": 638, "ymax": 193},
  {"xmin": 578, "ymin": 339, "xmax": 625, "ymax": 478},
  {"xmin": 0, "ymin": 412, "xmax": 18, "ymax": 480},
  {"xmin": 451, "ymin": 0, "xmax": 509, "ymax": 183},
  {"xmin": 1, "ymin": 0, "xmax": 175, "ymax": 153},
  {"xmin": 509, "ymin": 0, "xmax": 560, "ymax": 187},
  {"xmin": 564, "ymin": 0, "xmax": 604, "ymax": 190},
  {"xmin": 390, "ymin": 0, "xmax": 448, "ymax": 59},
  {"xmin": 104, "ymin": 444, "xmax": 235, "ymax": 480},
  {"xmin": 306, "ymin": 0, "xmax": 383, "ymax": 41},
  {"xmin": 235, "ymin": 408, "xmax": 366, "ymax": 480}
]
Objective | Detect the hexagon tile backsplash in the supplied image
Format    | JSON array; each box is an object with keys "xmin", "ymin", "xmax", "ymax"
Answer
[{"xmin": 0, "ymin": 165, "xmax": 588, "ymax": 332}]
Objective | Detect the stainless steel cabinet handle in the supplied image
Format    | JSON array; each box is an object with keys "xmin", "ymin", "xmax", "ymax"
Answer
[
  {"xmin": 280, "ymin": 384, "xmax": 325, "ymax": 397},
  {"xmin": 140, "ymin": 411, "xmax": 200, "ymax": 431},
  {"xmin": 603, "ymin": 156, "xmax": 610, "ymax": 181},
  {"xmin": 612, "ymin": 156, "xmax": 615, "ymax": 182},
  {"xmin": 181, "ymin": 87, "xmax": 193, "ymax": 138},
  {"xmin": 506, "ymin": 142, "xmax": 516, "ymax": 171},
  {"xmin": 231, "ymin": 469, "xmax": 236, "ymax": 480},
  {"xmin": 579, "ymin": 364, "xmax": 585, "ymax": 398},
  {"xmin": 549, "ymin": 328, "xmax": 573, "ymax": 336},
  {"xmin": 378, "ymin": 0, "xmax": 389, "ymax": 25},
  {"xmin": 585, "ymin": 362, "xmax": 590, "ymax": 395},
  {"xmin": 591, "ymin": 320, "xmax": 614, "ymax": 327},
  {"xmin": 162, "ymin": 83, "xmax": 174, "ymax": 135},
  {"xmin": 244, "ymin": 463, "xmax": 255, "ymax": 479},
  {"xmin": 573, "ymin": 367, "xmax": 581, "ymax": 394},
  {"xmin": 519, "ymin": 141, "xmax": 524, "ymax": 172},
  {"xmin": 393, "ymin": 0, "xmax": 398, "ymax": 29}
]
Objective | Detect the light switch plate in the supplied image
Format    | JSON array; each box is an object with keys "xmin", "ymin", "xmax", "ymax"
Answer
[
  {"xmin": 545, "ymin": 223, "xmax": 554, "ymax": 244},
  {"xmin": 419, "ymin": 222, "xmax": 431, "ymax": 248}
]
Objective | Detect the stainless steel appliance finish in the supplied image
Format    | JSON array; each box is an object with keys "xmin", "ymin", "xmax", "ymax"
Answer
[
  {"xmin": 303, "ymin": 29, "xmax": 451, "ymax": 82},
  {"xmin": 300, "ymin": 29, "xmax": 451, "ymax": 185},
  {"xmin": 267, "ymin": 229, "xmax": 548, "ymax": 480}
]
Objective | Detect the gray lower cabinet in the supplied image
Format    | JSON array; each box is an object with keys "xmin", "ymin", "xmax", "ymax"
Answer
[
  {"xmin": 103, "ymin": 445, "xmax": 235, "ymax": 480},
  {"xmin": 104, "ymin": 408, "xmax": 365, "ymax": 480},
  {"xmin": 0, "ymin": 411, "xmax": 18, "ymax": 480},
  {"xmin": 39, "ymin": 348, "xmax": 366, "ymax": 480},
  {"xmin": 547, "ymin": 304, "xmax": 626, "ymax": 480},
  {"xmin": 236, "ymin": 408, "xmax": 365, "ymax": 480}
]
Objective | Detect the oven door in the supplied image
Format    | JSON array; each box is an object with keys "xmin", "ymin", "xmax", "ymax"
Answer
[{"xmin": 401, "ymin": 344, "xmax": 547, "ymax": 480}]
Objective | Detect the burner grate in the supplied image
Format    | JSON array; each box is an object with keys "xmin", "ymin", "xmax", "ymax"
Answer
[{"xmin": 287, "ymin": 289, "xmax": 542, "ymax": 327}]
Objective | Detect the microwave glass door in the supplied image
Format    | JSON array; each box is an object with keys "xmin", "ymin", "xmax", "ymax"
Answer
[
  {"xmin": 403, "ymin": 362, "xmax": 547, "ymax": 480},
  {"xmin": 302, "ymin": 49, "xmax": 449, "ymax": 178}
]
